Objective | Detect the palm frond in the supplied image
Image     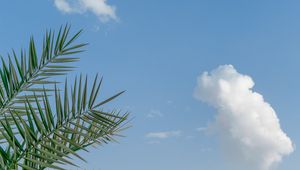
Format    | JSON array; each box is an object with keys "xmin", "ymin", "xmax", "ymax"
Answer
[
  {"xmin": 0, "ymin": 25, "xmax": 87, "ymax": 117},
  {"xmin": 0, "ymin": 76, "xmax": 128, "ymax": 169}
]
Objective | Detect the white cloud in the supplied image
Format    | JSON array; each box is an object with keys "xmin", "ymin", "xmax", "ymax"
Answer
[
  {"xmin": 147, "ymin": 110, "xmax": 163, "ymax": 118},
  {"xmin": 54, "ymin": 0, "xmax": 73, "ymax": 13},
  {"xmin": 145, "ymin": 130, "xmax": 182, "ymax": 139},
  {"xmin": 194, "ymin": 65, "xmax": 294, "ymax": 170},
  {"xmin": 53, "ymin": 0, "xmax": 117, "ymax": 22}
]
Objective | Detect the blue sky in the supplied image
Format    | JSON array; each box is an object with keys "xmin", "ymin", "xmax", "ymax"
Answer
[{"xmin": 0, "ymin": 0, "xmax": 300, "ymax": 169}]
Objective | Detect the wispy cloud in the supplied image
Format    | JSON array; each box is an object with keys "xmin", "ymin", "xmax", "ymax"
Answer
[
  {"xmin": 167, "ymin": 100, "xmax": 173, "ymax": 104},
  {"xmin": 147, "ymin": 140, "xmax": 161, "ymax": 145},
  {"xmin": 185, "ymin": 135, "xmax": 195, "ymax": 140},
  {"xmin": 196, "ymin": 127, "xmax": 207, "ymax": 132},
  {"xmin": 53, "ymin": 0, "xmax": 117, "ymax": 22},
  {"xmin": 145, "ymin": 130, "xmax": 182, "ymax": 139},
  {"xmin": 200, "ymin": 147, "xmax": 212, "ymax": 152},
  {"xmin": 147, "ymin": 110, "xmax": 164, "ymax": 118},
  {"xmin": 194, "ymin": 65, "xmax": 294, "ymax": 170}
]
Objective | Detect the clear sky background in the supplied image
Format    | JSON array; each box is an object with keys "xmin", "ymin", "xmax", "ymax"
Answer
[{"xmin": 0, "ymin": 0, "xmax": 299, "ymax": 170}]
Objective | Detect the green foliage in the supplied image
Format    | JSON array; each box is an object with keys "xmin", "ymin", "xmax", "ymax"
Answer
[{"xmin": 0, "ymin": 25, "xmax": 129, "ymax": 169}]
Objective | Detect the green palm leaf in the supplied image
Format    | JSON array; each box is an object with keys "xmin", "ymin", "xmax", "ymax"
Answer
[
  {"xmin": 0, "ymin": 25, "xmax": 87, "ymax": 118},
  {"xmin": 0, "ymin": 76, "xmax": 129, "ymax": 169},
  {"xmin": 0, "ymin": 26, "xmax": 130, "ymax": 170}
]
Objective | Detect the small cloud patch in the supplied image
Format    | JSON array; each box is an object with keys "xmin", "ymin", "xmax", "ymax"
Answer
[
  {"xmin": 53, "ymin": 0, "xmax": 117, "ymax": 22},
  {"xmin": 147, "ymin": 110, "xmax": 164, "ymax": 118},
  {"xmin": 145, "ymin": 130, "xmax": 182, "ymax": 139}
]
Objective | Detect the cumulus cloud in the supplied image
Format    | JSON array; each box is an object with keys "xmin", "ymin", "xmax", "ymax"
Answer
[
  {"xmin": 146, "ymin": 130, "xmax": 182, "ymax": 139},
  {"xmin": 53, "ymin": 0, "xmax": 117, "ymax": 22},
  {"xmin": 194, "ymin": 65, "xmax": 294, "ymax": 170}
]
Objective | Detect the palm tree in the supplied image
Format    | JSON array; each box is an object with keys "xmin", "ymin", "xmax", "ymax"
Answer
[{"xmin": 0, "ymin": 25, "xmax": 129, "ymax": 169}]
